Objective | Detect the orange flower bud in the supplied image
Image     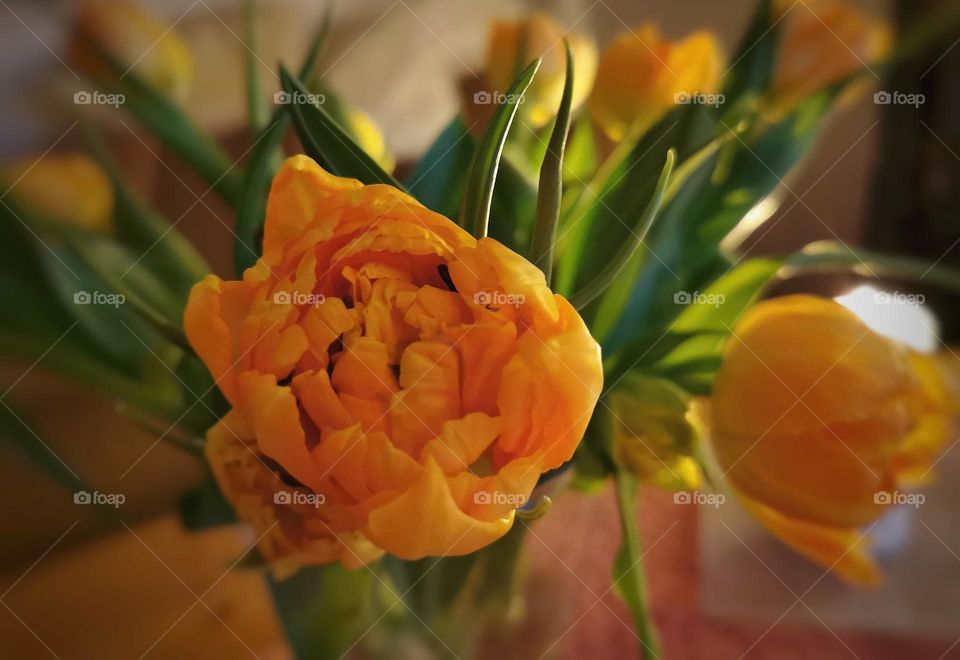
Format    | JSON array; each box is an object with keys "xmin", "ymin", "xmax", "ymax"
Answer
[
  {"xmin": 485, "ymin": 12, "xmax": 597, "ymax": 129},
  {"xmin": 711, "ymin": 295, "xmax": 955, "ymax": 585},
  {"xmin": 185, "ymin": 156, "xmax": 603, "ymax": 575},
  {"xmin": 589, "ymin": 24, "xmax": 723, "ymax": 141},
  {"xmin": 1, "ymin": 153, "xmax": 113, "ymax": 232},
  {"xmin": 70, "ymin": 0, "xmax": 193, "ymax": 102},
  {"xmin": 773, "ymin": 0, "xmax": 892, "ymax": 108}
]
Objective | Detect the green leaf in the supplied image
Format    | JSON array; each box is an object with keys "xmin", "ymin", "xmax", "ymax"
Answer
[
  {"xmin": 0, "ymin": 400, "xmax": 84, "ymax": 493},
  {"xmin": 569, "ymin": 149, "xmax": 675, "ymax": 310},
  {"xmin": 461, "ymin": 58, "xmax": 542, "ymax": 238},
  {"xmin": 531, "ymin": 42, "xmax": 574, "ymax": 284},
  {"xmin": 75, "ymin": 33, "xmax": 242, "ymax": 206},
  {"xmin": 279, "ymin": 65, "xmax": 402, "ymax": 189},
  {"xmin": 562, "ymin": 113, "xmax": 597, "ymax": 185},
  {"xmin": 233, "ymin": 13, "xmax": 334, "ymax": 274},
  {"xmin": 601, "ymin": 88, "xmax": 839, "ymax": 352},
  {"xmin": 554, "ymin": 103, "xmax": 718, "ymax": 298},
  {"xmin": 269, "ymin": 563, "xmax": 378, "ymax": 659},
  {"xmin": 671, "ymin": 257, "xmax": 782, "ymax": 333},
  {"xmin": 86, "ymin": 129, "xmax": 209, "ymax": 299},
  {"xmin": 406, "ymin": 117, "xmax": 476, "ymax": 219},
  {"xmin": 243, "ymin": 0, "xmax": 268, "ymax": 134},
  {"xmin": 612, "ymin": 471, "xmax": 662, "ymax": 658},
  {"xmin": 721, "ymin": 0, "xmax": 781, "ymax": 101},
  {"xmin": 179, "ymin": 474, "xmax": 236, "ymax": 530}
]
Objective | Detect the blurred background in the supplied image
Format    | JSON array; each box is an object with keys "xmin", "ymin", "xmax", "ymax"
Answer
[{"xmin": 0, "ymin": 0, "xmax": 958, "ymax": 657}]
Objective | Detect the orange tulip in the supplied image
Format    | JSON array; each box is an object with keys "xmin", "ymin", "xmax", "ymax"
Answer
[
  {"xmin": 589, "ymin": 24, "xmax": 723, "ymax": 141},
  {"xmin": 773, "ymin": 0, "xmax": 892, "ymax": 108},
  {"xmin": 485, "ymin": 12, "xmax": 597, "ymax": 129},
  {"xmin": 711, "ymin": 295, "xmax": 955, "ymax": 585},
  {"xmin": 70, "ymin": 0, "xmax": 193, "ymax": 102},
  {"xmin": 185, "ymin": 156, "xmax": 603, "ymax": 575}
]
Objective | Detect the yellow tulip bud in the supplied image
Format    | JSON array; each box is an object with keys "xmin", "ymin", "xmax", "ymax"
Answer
[
  {"xmin": 1, "ymin": 153, "xmax": 114, "ymax": 232},
  {"xmin": 70, "ymin": 0, "xmax": 194, "ymax": 103},
  {"xmin": 772, "ymin": 0, "xmax": 892, "ymax": 109},
  {"xmin": 347, "ymin": 109, "xmax": 396, "ymax": 174},
  {"xmin": 610, "ymin": 374, "xmax": 703, "ymax": 490},
  {"xmin": 711, "ymin": 295, "xmax": 955, "ymax": 585},
  {"xmin": 589, "ymin": 24, "xmax": 723, "ymax": 141},
  {"xmin": 485, "ymin": 12, "xmax": 597, "ymax": 129}
]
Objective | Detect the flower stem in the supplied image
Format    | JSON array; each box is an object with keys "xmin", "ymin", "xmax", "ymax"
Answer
[{"xmin": 613, "ymin": 471, "xmax": 663, "ymax": 659}]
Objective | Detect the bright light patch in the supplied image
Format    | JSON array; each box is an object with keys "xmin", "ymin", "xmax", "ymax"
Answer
[{"xmin": 834, "ymin": 284, "xmax": 939, "ymax": 353}]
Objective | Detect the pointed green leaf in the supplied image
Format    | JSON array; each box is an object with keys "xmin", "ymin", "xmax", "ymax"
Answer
[
  {"xmin": 279, "ymin": 65, "xmax": 402, "ymax": 188},
  {"xmin": 569, "ymin": 149, "xmax": 675, "ymax": 310},
  {"xmin": 234, "ymin": 12, "xmax": 334, "ymax": 273},
  {"xmin": 531, "ymin": 43, "xmax": 574, "ymax": 284},
  {"xmin": 461, "ymin": 58, "xmax": 542, "ymax": 238}
]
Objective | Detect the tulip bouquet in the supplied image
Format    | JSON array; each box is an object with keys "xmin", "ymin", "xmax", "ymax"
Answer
[{"xmin": 3, "ymin": 0, "xmax": 960, "ymax": 658}]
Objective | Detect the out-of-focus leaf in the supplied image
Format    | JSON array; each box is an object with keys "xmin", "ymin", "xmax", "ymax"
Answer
[
  {"xmin": 75, "ymin": 34, "xmax": 241, "ymax": 206},
  {"xmin": 562, "ymin": 113, "xmax": 597, "ymax": 185},
  {"xmin": 554, "ymin": 102, "xmax": 718, "ymax": 298},
  {"xmin": 0, "ymin": 400, "xmax": 85, "ymax": 493},
  {"xmin": 406, "ymin": 117, "xmax": 475, "ymax": 219},
  {"xmin": 280, "ymin": 65, "xmax": 402, "ymax": 188},
  {"xmin": 270, "ymin": 563, "xmax": 377, "ymax": 659},
  {"xmin": 601, "ymin": 88, "xmax": 839, "ymax": 353},
  {"xmin": 179, "ymin": 474, "xmax": 236, "ymax": 530},
  {"xmin": 234, "ymin": 11, "xmax": 333, "ymax": 273},
  {"xmin": 569, "ymin": 149, "xmax": 675, "ymax": 310},
  {"xmin": 721, "ymin": 0, "xmax": 780, "ymax": 102},
  {"xmin": 461, "ymin": 58, "xmax": 541, "ymax": 238}
]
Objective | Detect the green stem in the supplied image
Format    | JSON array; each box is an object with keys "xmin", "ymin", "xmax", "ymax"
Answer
[{"xmin": 614, "ymin": 471, "xmax": 662, "ymax": 659}]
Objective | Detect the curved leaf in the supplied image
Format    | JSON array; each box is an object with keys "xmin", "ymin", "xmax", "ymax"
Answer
[
  {"xmin": 461, "ymin": 58, "xmax": 542, "ymax": 238},
  {"xmin": 531, "ymin": 42, "xmax": 574, "ymax": 284},
  {"xmin": 279, "ymin": 65, "xmax": 402, "ymax": 189}
]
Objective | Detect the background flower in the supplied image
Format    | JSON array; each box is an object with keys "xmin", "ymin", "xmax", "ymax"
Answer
[{"xmin": 710, "ymin": 295, "xmax": 954, "ymax": 584}]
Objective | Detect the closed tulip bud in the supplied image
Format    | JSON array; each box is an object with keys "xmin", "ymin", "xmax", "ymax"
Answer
[
  {"xmin": 772, "ymin": 0, "xmax": 892, "ymax": 109},
  {"xmin": 70, "ymin": 0, "xmax": 194, "ymax": 103},
  {"xmin": 1, "ymin": 153, "xmax": 113, "ymax": 232},
  {"xmin": 485, "ymin": 12, "xmax": 597, "ymax": 129},
  {"xmin": 711, "ymin": 295, "xmax": 956, "ymax": 585},
  {"xmin": 589, "ymin": 24, "xmax": 723, "ymax": 141},
  {"xmin": 610, "ymin": 374, "xmax": 702, "ymax": 490}
]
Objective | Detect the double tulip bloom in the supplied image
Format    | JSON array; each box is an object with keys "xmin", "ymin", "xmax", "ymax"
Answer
[
  {"xmin": 185, "ymin": 156, "xmax": 603, "ymax": 575},
  {"xmin": 711, "ymin": 295, "xmax": 955, "ymax": 584}
]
